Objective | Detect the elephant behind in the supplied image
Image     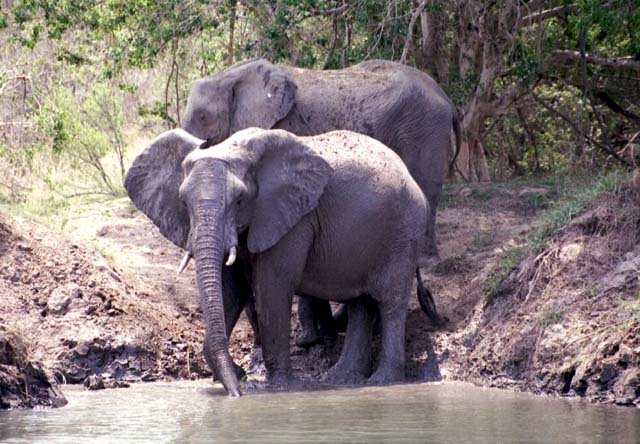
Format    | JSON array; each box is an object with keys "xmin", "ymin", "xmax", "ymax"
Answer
[
  {"xmin": 125, "ymin": 128, "xmax": 431, "ymax": 396},
  {"xmin": 182, "ymin": 58, "xmax": 460, "ymax": 262}
]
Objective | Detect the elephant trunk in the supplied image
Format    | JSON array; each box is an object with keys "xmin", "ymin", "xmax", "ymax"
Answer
[{"xmin": 193, "ymin": 202, "xmax": 241, "ymax": 397}]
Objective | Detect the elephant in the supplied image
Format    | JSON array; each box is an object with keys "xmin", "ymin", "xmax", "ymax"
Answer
[
  {"xmin": 181, "ymin": 58, "xmax": 458, "ymax": 346},
  {"xmin": 124, "ymin": 127, "xmax": 435, "ymax": 396}
]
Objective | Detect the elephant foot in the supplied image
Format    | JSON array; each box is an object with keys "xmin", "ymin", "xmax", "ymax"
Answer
[
  {"xmin": 266, "ymin": 372, "xmax": 298, "ymax": 391},
  {"xmin": 322, "ymin": 366, "xmax": 367, "ymax": 386},
  {"xmin": 248, "ymin": 346, "xmax": 266, "ymax": 377},
  {"xmin": 367, "ymin": 366, "xmax": 404, "ymax": 386},
  {"xmin": 295, "ymin": 330, "xmax": 324, "ymax": 348}
]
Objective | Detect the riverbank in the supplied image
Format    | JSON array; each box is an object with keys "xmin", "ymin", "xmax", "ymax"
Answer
[{"xmin": 1, "ymin": 173, "xmax": 638, "ymax": 408}]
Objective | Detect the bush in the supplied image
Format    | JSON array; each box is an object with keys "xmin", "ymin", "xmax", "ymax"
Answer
[{"xmin": 35, "ymin": 81, "xmax": 127, "ymax": 196}]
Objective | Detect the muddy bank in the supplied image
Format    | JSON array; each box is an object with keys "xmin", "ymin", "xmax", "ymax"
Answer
[
  {"xmin": 0, "ymin": 324, "xmax": 66, "ymax": 409},
  {"xmin": 429, "ymin": 179, "xmax": 640, "ymax": 407},
  {"xmin": 2, "ymin": 175, "xmax": 639, "ymax": 408},
  {"xmin": 0, "ymin": 213, "xmax": 211, "ymax": 409}
]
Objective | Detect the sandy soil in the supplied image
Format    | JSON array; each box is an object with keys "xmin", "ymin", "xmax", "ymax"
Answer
[{"xmin": 1, "ymin": 177, "xmax": 638, "ymax": 407}]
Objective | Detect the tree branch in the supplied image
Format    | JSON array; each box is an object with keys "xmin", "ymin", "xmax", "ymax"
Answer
[
  {"xmin": 553, "ymin": 50, "xmax": 640, "ymax": 71},
  {"xmin": 595, "ymin": 91, "xmax": 640, "ymax": 122},
  {"xmin": 520, "ymin": 4, "xmax": 578, "ymax": 26},
  {"xmin": 400, "ymin": 0, "xmax": 428, "ymax": 64},
  {"xmin": 531, "ymin": 92, "xmax": 632, "ymax": 167}
]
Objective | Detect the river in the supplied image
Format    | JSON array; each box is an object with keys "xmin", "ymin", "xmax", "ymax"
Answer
[{"xmin": 1, "ymin": 381, "xmax": 638, "ymax": 443}]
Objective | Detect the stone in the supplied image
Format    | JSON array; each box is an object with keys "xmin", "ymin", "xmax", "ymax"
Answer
[
  {"xmin": 48, "ymin": 283, "xmax": 82, "ymax": 315},
  {"xmin": 84, "ymin": 375, "xmax": 105, "ymax": 390},
  {"xmin": 599, "ymin": 362, "xmax": 617, "ymax": 385}
]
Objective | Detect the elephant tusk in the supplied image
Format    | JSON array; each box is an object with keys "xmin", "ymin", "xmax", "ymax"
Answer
[
  {"xmin": 225, "ymin": 246, "xmax": 237, "ymax": 267},
  {"xmin": 177, "ymin": 252, "xmax": 192, "ymax": 274}
]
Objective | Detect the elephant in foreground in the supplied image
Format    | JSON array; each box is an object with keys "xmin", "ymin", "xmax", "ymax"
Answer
[
  {"xmin": 182, "ymin": 58, "xmax": 458, "ymax": 346},
  {"xmin": 125, "ymin": 128, "xmax": 432, "ymax": 396}
]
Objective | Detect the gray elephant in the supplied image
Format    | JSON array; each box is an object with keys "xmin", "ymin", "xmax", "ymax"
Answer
[
  {"xmin": 182, "ymin": 58, "xmax": 458, "ymax": 346},
  {"xmin": 182, "ymin": 58, "xmax": 460, "ymax": 262},
  {"xmin": 125, "ymin": 128, "xmax": 432, "ymax": 396}
]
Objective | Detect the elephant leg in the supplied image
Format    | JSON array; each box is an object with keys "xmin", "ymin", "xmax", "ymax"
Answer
[
  {"xmin": 367, "ymin": 265, "xmax": 412, "ymax": 385},
  {"xmin": 295, "ymin": 296, "xmax": 322, "ymax": 348},
  {"xmin": 296, "ymin": 296, "xmax": 337, "ymax": 348},
  {"xmin": 323, "ymin": 296, "xmax": 375, "ymax": 384},
  {"xmin": 253, "ymin": 278, "xmax": 295, "ymax": 386},
  {"xmin": 313, "ymin": 298, "xmax": 337, "ymax": 340},
  {"xmin": 415, "ymin": 177, "xmax": 442, "ymax": 266},
  {"xmin": 252, "ymin": 233, "xmax": 311, "ymax": 386},
  {"xmin": 244, "ymin": 296, "xmax": 261, "ymax": 346}
]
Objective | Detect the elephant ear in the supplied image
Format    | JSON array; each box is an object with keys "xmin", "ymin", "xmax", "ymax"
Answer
[
  {"xmin": 124, "ymin": 129, "xmax": 201, "ymax": 249},
  {"xmin": 229, "ymin": 60, "xmax": 297, "ymax": 133},
  {"xmin": 246, "ymin": 131, "xmax": 333, "ymax": 253}
]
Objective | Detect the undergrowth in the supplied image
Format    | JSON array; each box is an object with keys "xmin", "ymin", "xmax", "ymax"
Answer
[
  {"xmin": 480, "ymin": 168, "xmax": 630, "ymax": 304},
  {"xmin": 482, "ymin": 246, "xmax": 524, "ymax": 305},
  {"xmin": 527, "ymin": 170, "xmax": 628, "ymax": 252}
]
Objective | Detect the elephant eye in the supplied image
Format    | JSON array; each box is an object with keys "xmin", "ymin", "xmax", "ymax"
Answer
[{"xmin": 236, "ymin": 196, "xmax": 243, "ymax": 207}]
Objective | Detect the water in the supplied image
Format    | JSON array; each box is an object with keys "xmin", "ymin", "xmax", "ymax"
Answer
[{"xmin": 1, "ymin": 381, "xmax": 638, "ymax": 444}]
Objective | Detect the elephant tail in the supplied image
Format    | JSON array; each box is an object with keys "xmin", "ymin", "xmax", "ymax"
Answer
[
  {"xmin": 416, "ymin": 267, "xmax": 446, "ymax": 327},
  {"xmin": 449, "ymin": 107, "xmax": 462, "ymax": 174}
]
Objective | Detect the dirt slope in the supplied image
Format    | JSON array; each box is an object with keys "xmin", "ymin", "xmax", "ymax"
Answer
[
  {"xmin": 0, "ymin": 212, "xmax": 210, "ymax": 400},
  {"xmin": 2, "ymin": 176, "xmax": 638, "ymax": 407}
]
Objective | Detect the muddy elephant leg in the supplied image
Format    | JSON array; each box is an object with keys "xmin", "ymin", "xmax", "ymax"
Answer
[
  {"xmin": 324, "ymin": 296, "xmax": 375, "ymax": 384},
  {"xmin": 296, "ymin": 296, "xmax": 336, "ymax": 348},
  {"xmin": 368, "ymin": 264, "xmax": 412, "ymax": 385}
]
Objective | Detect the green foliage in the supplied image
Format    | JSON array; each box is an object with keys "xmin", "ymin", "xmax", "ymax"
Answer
[
  {"xmin": 528, "ymin": 170, "xmax": 627, "ymax": 252},
  {"xmin": 34, "ymin": 80, "xmax": 127, "ymax": 195},
  {"xmin": 482, "ymin": 247, "xmax": 524, "ymax": 305},
  {"xmin": 11, "ymin": 0, "xmax": 222, "ymax": 75}
]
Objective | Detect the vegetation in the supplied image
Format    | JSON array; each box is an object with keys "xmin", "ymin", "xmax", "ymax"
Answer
[
  {"xmin": 482, "ymin": 246, "xmax": 524, "ymax": 304},
  {"xmin": 0, "ymin": 1, "xmax": 638, "ymax": 222}
]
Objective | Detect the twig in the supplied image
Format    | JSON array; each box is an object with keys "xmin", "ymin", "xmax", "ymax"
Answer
[
  {"xmin": 531, "ymin": 92, "xmax": 632, "ymax": 167},
  {"xmin": 400, "ymin": 0, "xmax": 428, "ymax": 64}
]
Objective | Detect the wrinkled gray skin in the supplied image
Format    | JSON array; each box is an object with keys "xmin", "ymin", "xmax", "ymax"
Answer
[
  {"xmin": 125, "ymin": 128, "xmax": 428, "ymax": 396},
  {"xmin": 182, "ymin": 58, "xmax": 458, "ymax": 346}
]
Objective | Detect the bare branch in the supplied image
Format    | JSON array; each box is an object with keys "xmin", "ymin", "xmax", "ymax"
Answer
[
  {"xmin": 400, "ymin": 0, "xmax": 428, "ymax": 64},
  {"xmin": 553, "ymin": 50, "xmax": 640, "ymax": 71},
  {"xmin": 520, "ymin": 4, "xmax": 578, "ymax": 26},
  {"xmin": 531, "ymin": 92, "xmax": 632, "ymax": 167}
]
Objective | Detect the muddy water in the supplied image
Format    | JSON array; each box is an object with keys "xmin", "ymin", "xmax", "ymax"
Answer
[{"xmin": 1, "ymin": 381, "xmax": 638, "ymax": 443}]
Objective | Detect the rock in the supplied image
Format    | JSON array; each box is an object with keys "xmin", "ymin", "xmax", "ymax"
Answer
[
  {"xmin": 48, "ymin": 283, "xmax": 82, "ymax": 315},
  {"xmin": 570, "ymin": 362, "xmax": 590, "ymax": 395},
  {"xmin": 614, "ymin": 369, "xmax": 640, "ymax": 405},
  {"xmin": 599, "ymin": 362, "xmax": 617, "ymax": 385},
  {"xmin": 0, "ymin": 325, "xmax": 67, "ymax": 409},
  {"xmin": 84, "ymin": 375, "xmax": 105, "ymax": 390}
]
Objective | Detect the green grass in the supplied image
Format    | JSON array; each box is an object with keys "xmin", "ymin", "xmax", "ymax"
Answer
[
  {"xmin": 482, "ymin": 247, "xmax": 524, "ymax": 305},
  {"xmin": 472, "ymin": 231, "xmax": 494, "ymax": 249},
  {"xmin": 432, "ymin": 255, "xmax": 471, "ymax": 275},
  {"xmin": 527, "ymin": 170, "xmax": 627, "ymax": 252},
  {"xmin": 540, "ymin": 309, "xmax": 564, "ymax": 327}
]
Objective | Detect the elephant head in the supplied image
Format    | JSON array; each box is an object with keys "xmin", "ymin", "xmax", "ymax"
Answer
[
  {"xmin": 124, "ymin": 128, "xmax": 332, "ymax": 396},
  {"xmin": 182, "ymin": 59, "xmax": 297, "ymax": 147}
]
